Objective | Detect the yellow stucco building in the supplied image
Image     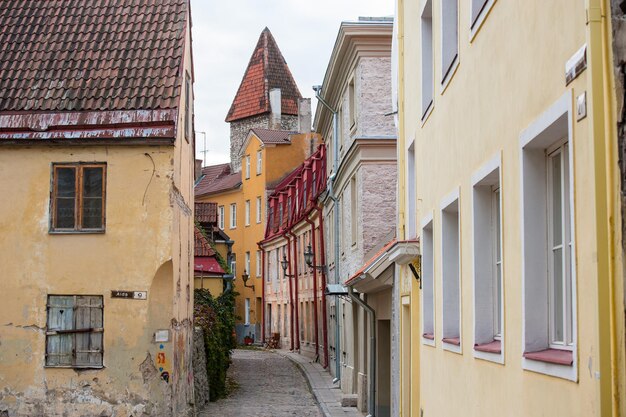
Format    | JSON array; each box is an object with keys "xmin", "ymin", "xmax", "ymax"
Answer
[
  {"xmin": 395, "ymin": 0, "xmax": 626, "ymax": 416},
  {"xmin": 0, "ymin": 2, "xmax": 196, "ymax": 416}
]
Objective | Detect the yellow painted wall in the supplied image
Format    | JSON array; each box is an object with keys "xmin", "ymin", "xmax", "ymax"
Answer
[{"xmin": 398, "ymin": 0, "xmax": 624, "ymax": 415}]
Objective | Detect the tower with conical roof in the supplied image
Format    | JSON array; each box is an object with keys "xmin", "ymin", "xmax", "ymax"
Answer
[{"xmin": 226, "ymin": 27, "xmax": 302, "ymax": 170}]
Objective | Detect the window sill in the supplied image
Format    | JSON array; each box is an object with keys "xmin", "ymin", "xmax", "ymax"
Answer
[
  {"xmin": 49, "ymin": 229, "xmax": 105, "ymax": 235},
  {"xmin": 421, "ymin": 100, "xmax": 434, "ymax": 126},
  {"xmin": 469, "ymin": 0, "xmax": 496, "ymax": 42},
  {"xmin": 440, "ymin": 56, "xmax": 459, "ymax": 95},
  {"xmin": 523, "ymin": 348, "xmax": 572, "ymax": 366},
  {"xmin": 474, "ymin": 340, "xmax": 501, "ymax": 354},
  {"xmin": 45, "ymin": 365, "xmax": 104, "ymax": 369}
]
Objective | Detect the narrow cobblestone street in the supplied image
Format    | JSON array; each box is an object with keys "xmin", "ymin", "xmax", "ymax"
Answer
[{"xmin": 198, "ymin": 349, "xmax": 323, "ymax": 417}]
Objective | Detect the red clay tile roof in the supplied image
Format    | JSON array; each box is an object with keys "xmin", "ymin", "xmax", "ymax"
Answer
[
  {"xmin": 195, "ymin": 163, "xmax": 242, "ymax": 197},
  {"xmin": 194, "ymin": 257, "xmax": 226, "ymax": 275},
  {"xmin": 251, "ymin": 128, "xmax": 296, "ymax": 144},
  {"xmin": 0, "ymin": 0, "xmax": 188, "ymax": 112},
  {"xmin": 194, "ymin": 227, "xmax": 216, "ymax": 257},
  {"xmin": 225, "ymin": 27, "xmax": 302, "ymax": 122},
  {"xmin": 195, "ymin": 202, "xmax": 218, "ymax": 224}
]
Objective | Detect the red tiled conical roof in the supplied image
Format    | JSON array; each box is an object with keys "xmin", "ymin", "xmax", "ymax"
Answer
[{"xmin": 225, "ymin": 27, "xmax": 302, "ymax": 122}]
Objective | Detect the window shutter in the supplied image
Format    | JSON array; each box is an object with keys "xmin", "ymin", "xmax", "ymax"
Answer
[
  {"xmin": 74, "ymin": 296, "xmax": 103, "ymax": 367},
  {"xmin": 46, "ymin": 296, "xmax": 75, "ymax": 366}
]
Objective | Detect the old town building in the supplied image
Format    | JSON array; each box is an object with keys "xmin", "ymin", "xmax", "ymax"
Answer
[{"xmin": 0, "ymin": 1, "xmax": 196, "ymax": 416}]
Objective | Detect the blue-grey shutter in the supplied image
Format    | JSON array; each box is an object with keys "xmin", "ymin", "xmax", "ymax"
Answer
[{"xmin": 46, "ymin": 296, "xmax": 74, "ymax": 366}]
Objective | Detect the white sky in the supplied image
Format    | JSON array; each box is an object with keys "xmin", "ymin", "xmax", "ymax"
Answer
[{"xmin": 190, "ymin": 0, "xmax": 394, "ymax": 166}]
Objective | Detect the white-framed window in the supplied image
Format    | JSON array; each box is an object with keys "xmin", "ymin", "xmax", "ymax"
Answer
[
  {"xmin": 472, "ymin": 155, "xmax": 503, "ymax": 362},
  {"xmin": 407, "ymin": 142, "xmax": 417, "ymax": 238},
  {"xmin": 421, "ymin": 215, "xmax": 435, "ymax": 346},
  {"xmin": 350, "ymin": 176, "xmax": 357, "ymax": 246},
  {"xmin": 230, "ymin": 203, "xmax": 237, "ymax": 229},
  {"xmin": 441, "ymin": 0, "xmax": 458, "ymax": 84},
  {"xmin": 245, "ymin": 251, "xmax": 251, "ymax": 276},
  {"xmin": 520, "ymin": 91, "xmax": 576, "ymax": 381},
  {"xmin": 218, "ymin": 205, "xmax": 225, "ymax": 230},
  {"xmin": 245, "ymin": 298, "xmax": 250, "ymax": 325},
  {"xmin": 421, "ymin": 0, "xmax": 433, "ymax": 117},
  {"xmin": 470, "ymin": 0, "xmax": 495, "ymax": 36},
  {"xmin": 256, "ymin": 150, "xmax": 262, "ymax": 175},
  {"xmin": 231, "ymin": 253, "xmax": 236, "ymax": 277},
  {"xmin": 441, "ymin": 190, "xmax": 461, "ymax": 352},
  {"xmin": 245, "ymin": 155, "xmax": 251, "ymax": 179},
  {"xmin": 256, "ymin": 196, "xmax": 262, "ymax": 223},
  {"xmin": 46, "ymin": 295, "xmax": 103, "ymax": 368},
  {"xmin": 245, "ymin": 200, "xmax": 250, "ymax": 226},
  {"xmin": 348, "ymin": 78, "xmax": 356, "ymax": 130},
  {"xmin": 256, "ymin": 250, "xmax": 262, "ymax": 277}
]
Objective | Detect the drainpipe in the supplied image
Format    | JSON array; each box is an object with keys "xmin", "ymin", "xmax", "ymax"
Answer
[
  {"xmin": 348, "ymin": 285, "xmax": 376, "ymax": 417},
  {"xmin": 259, "ymin": 245, "xmax": 266, "ymax": 344},
  {"xmin": 314, "ymin": 85, "xmax": 341, "ymax": 382},
  {"xmin": 586, "ymin": 0, "xmax": 619, "ymax": 414},
  {"xmin": 317, "ymin": 210, "xmax": 330, "ymax": 369},
  {"xmin": 288, "ymin": 231, "xmax": 301, "ymax": 351},
  {"xmin": 223, "ymin": 239, "xmax": 235, "ymax": 294},
  {"xmin": 305, "ymin": 217, "xmax": 320, "ymax": 361}
]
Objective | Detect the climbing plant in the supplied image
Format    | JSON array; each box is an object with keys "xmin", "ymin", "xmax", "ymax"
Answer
[{"xmin": 194, "ymin": 288, "xmax": 237, "ymax": 401}]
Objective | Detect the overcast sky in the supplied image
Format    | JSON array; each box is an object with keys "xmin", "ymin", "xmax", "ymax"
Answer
[{"xmin": 190, "ymin": 0, "xmax": 394, "ymax": 166}]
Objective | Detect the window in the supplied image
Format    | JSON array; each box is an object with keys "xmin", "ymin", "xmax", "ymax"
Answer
[
  {"xmin": 46, "ymin": 295, "xmax": 103, "ymax": 368},
  {"xmin": 256, "ymin": 250, "xmax": 262, "ymax": 277},
  {"xmin": 185, "ymin": 72, "xmax": 191, "ymax": 142},
  {"xmin": 231, "ymin": 253, "xmax": 237, "ymax": 277},
  {"xmin": 51, "ymin": 163, "xmax": 106, "ymax": 232},
  {"xmin": 441, "ymin": 0, "xmax": 458, "ymax": 83},
  {"xmin": 441, "ymin": 191, "xmax": 461, "ymax": 352},
  {"xmin": 245, "ymin": 200, "xmax": 251, "ymax": 226},
  {"xmin": 472, "ymin": 156, "xmax": 503, "ymax": 361},
  {"xmin": 421, "ymin": 0, "xmax": 433, "ymax": 117},
  {"xmin": 245, "ymin": 298, "xmax": 250, "ymax": 325},
  {"xmin": 339, "ymin": 106, "xmax": 345, "ymax": 151},
  {"xmin": 245, "ymin": 156, "xmax": 250, "ymax": 180},
  {"xmin": 348, "ymin": 78, "xmax": 356, "ymax": 129},
  {"xmin": 256, "ymin": 150, "xmax": 262, "ymax": 175},
  {"xmin": 256, "ymin": 196, "xmax": 262, "ymax": 223},
  {"xmin": 521, "ymin": 91, "xmax": 576, "ymax": 380},
  {"xmin": 351, "ymin": 176, "xmax": 357, "ymax": 245},
  {"xmin": 422, "ymin": 216, "xmax": 435, "ymax": 345},
  {"xmin": 230, "ymin": 203, "xmax": 237, "ymax": 229},
  {"xmin": 470, "ymin": 0, "xmax": 495, "ymax": 34},
  {"xmin": 218, "ymin": 205, "xmax": 225, "ymax": 229},
  {"xmin": 407, "ymin": 143, "xmax": 417, "ymax": 238},
  {"xmin": 245, "ymin": 251, "xmax": 251, "ymax": 276}
]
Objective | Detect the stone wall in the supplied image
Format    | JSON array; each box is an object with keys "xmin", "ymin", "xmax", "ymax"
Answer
[
  {"xmin": 229, "ymin": 114, "xmax": 299, "ymax": 171},
  {"xmin": 193, "ymin": 327, "xmax": 210, "ymax": 411},
  {"xmin": 356, "ymin": 57, "xmax": 395, "ymax": 139}
]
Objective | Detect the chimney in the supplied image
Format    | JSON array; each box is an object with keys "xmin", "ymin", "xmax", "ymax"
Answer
[
  {"xmin": 269, "ymin": 88, "xmax": 282, "ymax": 130},
  {"xmin": 298, "ymin": 98, "xmax": 311, "ymax": 134},
  {"xmin": 195, "ymin": 159, "xmax": 203, "ymax": 181}
]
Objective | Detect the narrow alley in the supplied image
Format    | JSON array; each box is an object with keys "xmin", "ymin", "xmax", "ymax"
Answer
[{"xmin": 199, "ymin": 349, "xmax": 323, "ymax": 417}]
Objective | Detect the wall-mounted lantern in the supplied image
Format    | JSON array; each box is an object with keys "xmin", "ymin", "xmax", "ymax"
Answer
[{"xmin": 303, "ymin": 244, "xmax": 327, "ymax": 274}]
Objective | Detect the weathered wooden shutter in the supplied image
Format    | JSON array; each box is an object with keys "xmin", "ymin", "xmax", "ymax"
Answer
[
  {"xmin": 46, "ymin": 296, "xmax": 74, "ymax": 366},
  {"xmin": 74, "ymin": 296, "xmax": 103, "ymax": 367}
]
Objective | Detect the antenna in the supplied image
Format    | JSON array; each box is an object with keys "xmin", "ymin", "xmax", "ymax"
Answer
[{"xmin": 197, "ymin": 131, "xmax": 208, "ymax": 167}]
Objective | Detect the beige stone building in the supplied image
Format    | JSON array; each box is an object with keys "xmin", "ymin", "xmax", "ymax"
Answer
[
  {"xmin": 0, "ymin": 1, "xmax": 196, "ymax": 416},
  {"xmin": 313, "ymin": 17, "xmax": 397, "ymax": 416}
]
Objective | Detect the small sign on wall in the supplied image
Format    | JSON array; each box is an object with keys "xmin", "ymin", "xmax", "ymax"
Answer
[
  {"xmin": 111, "ymin": 290, "xmax": 147, "ymax": 300},
  {"xmin": 154, "ymin": 330, "xmax": 170, "ymax": 343}
]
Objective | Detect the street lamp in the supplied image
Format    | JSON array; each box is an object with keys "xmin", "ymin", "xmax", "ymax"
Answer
[
  {"xmin": 242, "ymin": 270, "xmax": 255, "ymax": 290},
  {"xmin": 304, "ymin": 244, "xmax": 327, "ymax": 273},
  {"xmin": 281, "ymin": 255, "xmax": 295, "ymax": 277}
]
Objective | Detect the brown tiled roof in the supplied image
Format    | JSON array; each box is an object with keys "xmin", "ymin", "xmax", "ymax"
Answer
[
  {"xmin": 195, "ymin": 163, "xmax": 242, "ymax": 197},
  {"xmin": 0, "ymin": 0, "xmax": 188, "ymax": 112},
  {"xmin": 225, "ymin": 27, "xmax": 302, "ymax": 122},
  {"xmin": 195, "ymin": 202, "xmax": 218, "ymax": 224},
  {"xmin": 251, "ymin": 128, "xmax": 296, "ymax": 144},
  {"xmin": 194, "ymin": 227, "xmax": 216, "ymax": 257}
]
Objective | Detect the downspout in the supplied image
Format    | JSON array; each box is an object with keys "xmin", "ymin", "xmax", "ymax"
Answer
[
  {"xmin": 305, "ymin": 217, "xmax": 320, "ymax": 361},
  {"xmin": 223, "ymin": 239, "xmax": 235, "ymax": 294},
  {"xmin": 286, "ymin": 235, "xmax": 295, "ymax": 351},
  {"xmin": 260, "ymin": 245, "xmax": 266, "ymax": 344},
  {"xmin": 586, "ymin": 0, "xmax": 619, "ymax": 415},
  {"xmin": 314, "ymin": 86, "xmax": 341, "ymax": 382},
  {"xmin": 318, "ymin": 210, "xmax": 330, "ymax": 369},
  {"xmin": 289, "ymin": 231, "xmax": 301, "ymax": 351},
  {"xmin": 348, "ymin": 285, "xmax": 376, "ymax": 417}
]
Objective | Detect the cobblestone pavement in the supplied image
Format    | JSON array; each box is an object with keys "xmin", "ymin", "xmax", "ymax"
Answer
[{"xmin": 198, "ymin": 348, "xmax": 323, "ymax": 417}]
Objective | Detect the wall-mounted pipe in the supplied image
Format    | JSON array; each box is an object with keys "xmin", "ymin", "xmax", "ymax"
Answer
[
  {"xmin": 314, "ymin": 85, "xmax": 341, "ymax": 383},
  {"xmin": 288, "ymin": 231, "xmax": 301, "ymax": 351},
  {"xmin": 348, "ymin": 285, "xmax": 376, "ymax": 417},
  {"xmin": 305, "ymin": 217, "xmax": 320, "ymax": 360}
]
